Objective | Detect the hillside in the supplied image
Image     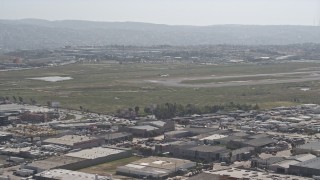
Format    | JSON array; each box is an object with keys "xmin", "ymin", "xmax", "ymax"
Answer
[{"xmin": 0, "ymin": 19, "xmax": 320, "ymax": 50}]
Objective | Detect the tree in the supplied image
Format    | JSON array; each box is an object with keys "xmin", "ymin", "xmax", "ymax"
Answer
[
  {"xmin": 253, "ymin": 104, "xmax": 260, "ymax": 110},
  {"xmin": 18, "ymin": 97, "xmax": 23, "ymax": 103},
  {"xmin": 30, "ymin": 99, "xmax": 37, "ymax": 105},
  {"xmin": 144, "ymin": 106, "xmax": 152, "ymax": 114},
  {"xmin": 12, "ymin": 96, "xmax": 17, "ymax": 102},
  {"xmin": 154, "ymin": 103, "xmax": 176, "ymax": 119},
  {"xmin": 134, "ymin": 106, "xmax": 140, "ymax": 114},
  {"xmin": 228, "ymin": 152, "xmax": 233, "ymax": 164}
]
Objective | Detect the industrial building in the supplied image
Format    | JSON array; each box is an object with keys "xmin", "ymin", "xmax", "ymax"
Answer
[
  {"xmin": 229, "ymin": 147, "xmax": 255, "ymax": 163},
  {"xmin": 155, "ymin": 141, "xmax": 229, "ymax": 162},
  {"xmin": 164, "ymin": 130, "xmax": 191, "ymax": 141},
  {"xmin": 269, "ymin": 159, "xmax": 300, "ymax": 173},
  {"xmin": 200, "ymin": 168, "xmax": 311, "ymax": 180},
  {"xmin": 252, "ymin": 153, "xmax": 317, "ymax": 174},
  {"xmin": 251, "ymin": 157, "xmax": 286, "ymax": 169},
  {"xmin": 101, "ymin": 132, "xmax": 133, "ymax": 144},
  {"xmin": 293, "ymin": 141, "xmax": 320, "ymax": 156},
  {"xmin": 65, "ymin": 146, "xmax": 132, "ymax": 166},
  {"xmin": 34, "ymin": 169, "xmax": 112, "ymax": 180},
  {"xmin": 0, "ymin": 131, "xmax": 12, "ymax": 141},
  {"xmin": 244, "ymin": 137, "xmax": 276, "ymax": 151},
  {"xmin": 0, "ymin": 115, "xmax": 10, "ymax": 126},
  {"xmin": 187, "ymin": 145, "xmax": 230, "ymax": 162},
  {"xmin": 24, "ymin": 155, "xmax": 83, "ymax": 173},
  {"xmin": 140, "ymin": 120, "xmax": 175, "ymax": 132},
  {"xmin": 24, "ymin": 147, "xmax": 131, "ymax": 173},
  {"xmin": 116, "ymin": 156, "xmax": 196, "ymax": 179},
  {"xmin": 289, "ymin": 157, "xmax": 320, "ymax": 177},
  {"xmin": 43, "ymin": 135, "xmax": 104, "ymax": 149},
  {"xmin": 119, "ymin": 120, "xmax": 174, "ymax": 137},
  {"xmin": 120, "ymin": 125, "xmax": 161, "ymax": 137},
  {"xmin": 199, "ymin": 134, "xmax": 228, "ymax": 145}
]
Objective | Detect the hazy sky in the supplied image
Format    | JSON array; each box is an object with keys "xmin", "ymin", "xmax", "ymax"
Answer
[{"xmin": 1, "ymin": 0, "xmax": 320, "ymax": 26}]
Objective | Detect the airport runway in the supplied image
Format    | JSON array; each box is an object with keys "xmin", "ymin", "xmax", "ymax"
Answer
[{"xmin": 145, "ymin": 71, "xmax": 320, "ymax": 88}]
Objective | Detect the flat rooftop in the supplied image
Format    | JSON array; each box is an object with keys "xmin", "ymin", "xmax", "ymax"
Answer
[
  {"xmin": 66, "ymin": 147, "xmax": 125, "ymax": 159},
  {"xmin": 43, "ymin": 135, "xmax": 98, "ymax": 146},
  {"xmin": 289, "ymin": 153, "xmax": 316, "ymax": 162},
  {"xmin": 27, "ymin": 156, "xmax": 83, "ymax": 170},
  {"xmin": 273, "ymin": 160, "xmax": 300, "ymax": 169},
  {"xmin": 35, "ymin": 169, "xmax": 112, "ymax": 180},
  {"xmin": 127, "ymin": 156, "xmax": 195, "ymax": 171},
  {"xmin": 129, "ymin": 125, "xmax": 158, "ymax": 131},
  {"xmin": 248, "ymin": 133, "xmax": 270, "ymax": 139},
  {"xmin": 117, "ymin": 156, "xmax": 196, "ymax": 178},
  {"xmin": 165, "ymin": 130, "xmax": 189, "ymax": 135},
  {"xmin": 298, "ymin": 141, "xmax": 320, "ymax": 150},
  {"xmin": 145, "ymin": 120, "xmax": 166, "ymax": 127},
  {"xmin": 207, "ymin": 168, "xmax": 312, "ymax": 180},
  {"xmin": 245, "ymin": 137, "xmax": 275, "ymax": 147},
  {"xmin": 292, "ymin": 157, "xmax": 320, "ymax": 169},
  {"xmin": 104, "ymin": 132, "xmax": 132, "ymax": 139},
  {"xmin": 189, "ymin": 145, "xmax": 227, "ymax": 153},
  {"xmin": 200, "ymin": 134, "xmax": 228, "ymax": 141},
  {"xmin": 188, "ymin": 173, "xmax": 234, "ymax": 180},
  {"xmin": 232, "ymin": 147, "xmax": 255, "ymax": 155}
]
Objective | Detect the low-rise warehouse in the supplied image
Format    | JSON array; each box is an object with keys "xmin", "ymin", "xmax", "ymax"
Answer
[
  {"xmin": 289, "ymin": 157, "xmax": 320, "ymax": 177},
  {"xmin": 188, "ymin": 145, "xmax": 229, "ymax": 162},
  {"xmin": 119, "ymin": 120, "xmax": 175, "ymax": 137},
  {"xmin": 199, "ymin": 134, "xmax": 228, "ymax": 145},
  {"xmin": 24, "ymin": 147, "xmax": 131, "ymax": 173},
  {"xmin": 120, "ymin": 125, "xmax": 161, "ymax": 137},
  {"xmin": 102, "ymin": 132, "xmax": 133, "ymax": 144},
  {"xmin": 156, "ymin": 141, "xmax": 229, "ymax": 162},
  {"xmin": 244, "ymin": 137, "xmax": 276, "ymax": 151},
  {"xmin": 65, "ymin": 146, "xmax": 131, "ymax": 165},
  {"xmin": 164, "ymin": 131, "xmax": 191, "ymax": 141},
  {"xmin": 293, "ymin": 141, "xmax": 320, "ymax": 156},
  {"xmin": 43, "ymin": 135, "xmax": 104, "ymax": 149},
  {"xmin": 203, "ymin": 168, "xmax": 312, "ymax": 180},
  {"xmin": 24, "ymin": 155, "xmax": 83, "ymax": 173},
  {"xmin": 34, "ymin": 169, "xmax": 112, "ymax": 180},
  {"xmin": 116, "ymin": 156, "xmax": 196, "ymax": 179}
]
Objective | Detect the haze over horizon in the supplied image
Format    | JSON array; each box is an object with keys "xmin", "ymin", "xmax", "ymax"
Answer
[{"xmin": 1, "ymin": 0, "xmax": 320, "ymax": 26}]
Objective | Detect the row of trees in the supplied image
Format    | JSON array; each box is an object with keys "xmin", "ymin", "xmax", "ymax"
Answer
[
  {"xmin": 71, "ymin": 102, "xmax": 258, "ymax": 120},
  {"xmin": 0, "ymin": 96, "xmax": 37, "ymax": 105},
  {"xmin": 115, "ymin": 102, "xmax": 259, "ymax": 119},
  {"xmin": 144, "ymin": 102, "xmax": 259, "ymax": 119},
  {"xmin": 116, "ymin": 106, "xmax": 140, "ymax": 119}
]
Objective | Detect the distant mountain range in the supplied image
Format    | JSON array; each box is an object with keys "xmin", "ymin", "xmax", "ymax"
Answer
[{"xmin": 0, "ymin": 19, "xmax": 320, "ymax": 50}]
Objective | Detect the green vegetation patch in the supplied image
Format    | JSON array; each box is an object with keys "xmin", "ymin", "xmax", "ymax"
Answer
[
  {"xmin": 1, "ymin": 62, "xmax": 320, "ymax": 113},
  {"xmin": 79, "ymin": 156, "xmax": 142, "ymax": 177}
]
